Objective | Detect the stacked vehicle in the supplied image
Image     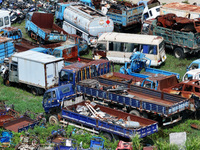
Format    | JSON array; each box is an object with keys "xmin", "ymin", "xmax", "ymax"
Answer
[{"xmin": 141, "ymin": 13, "xmax": 200, "ymax": 59}]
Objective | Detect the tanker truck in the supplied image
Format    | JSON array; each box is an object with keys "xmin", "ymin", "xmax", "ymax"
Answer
[{"xmin": 55, "ymin": 3, "xmax": 114, "ymax": 46}]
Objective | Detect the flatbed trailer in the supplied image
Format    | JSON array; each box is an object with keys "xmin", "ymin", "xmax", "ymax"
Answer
[
  {"xmin": 76, "ymin": 78, "xmax": 191, "ymax": 125},
  {"xmin": 60, "ymin": 101, "xmax": 158, "ymax": 139}
]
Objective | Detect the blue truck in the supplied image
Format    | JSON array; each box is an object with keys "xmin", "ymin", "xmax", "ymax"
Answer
[
  {"xmin": 43, "ymin": 59, "xmax": 191, "ymax": 129},
  {"xmin": 43, "ymin": 89, "xmax": 158, "ymax": 141},
  {"xmin": 25, "ymin": 12, "xmax": 67, "ymax": 44},
  {"xmin": 0, "ymin": 27, "xmax": 22, "ymax": 42},
  {"xmin": 118, "ymin": 52, "xmax": 180, "ymax": 91}
]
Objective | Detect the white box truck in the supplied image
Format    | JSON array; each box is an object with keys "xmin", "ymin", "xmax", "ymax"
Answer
[{"xmin": 2, "ymin": 51, "xmax": 64, "ymax": 95}]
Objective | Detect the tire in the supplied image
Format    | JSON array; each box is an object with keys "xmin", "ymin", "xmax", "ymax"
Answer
[
  {"xmin": 100, "ymin": 57, "xmax": 108, "ymax": 60},
  {"xmin": 141, "ymin": 112, "xmax": 148, "ymax": 119},
  {"xmin": 174, "ymin": 47, "xmax": 185, "ymax": 59},
  {"xmin": 3, "ymin": 79, "xmax": 10, "ymax": 86},
  {"xmin": 102, "ymin": 132, "xmax": 112, "ymax": 141},
  {"xmin": 31, "ymin": 87, "xmax": 39, "ymax": 96},
  {"xmin": 49, "ymin": 115, "xmax": 59, "ymax": 125},
  {"xmin": 38, "ymin": 37, "xmax": 45, "ymax": 45},
  {"xmin": 129, "ymin": 109, "xmax": 140, "ymax": 117}
]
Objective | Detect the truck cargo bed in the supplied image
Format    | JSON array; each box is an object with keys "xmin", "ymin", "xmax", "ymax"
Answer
[
  {"xmin": 63, "ymin": 101, "xmax": 158, "ymax": 138},
  {"xmin": 3, "ymin": 116, "xmax": 39, "ymax": 132},
  {"xmin": 77, "ymin": 78, "xmax": 190, "ymax": 116}
]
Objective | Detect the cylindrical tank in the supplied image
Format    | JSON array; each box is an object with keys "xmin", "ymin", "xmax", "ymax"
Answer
[{"xmin": 63, "ymin": 4, "xmax": 114, "ymax": 36}]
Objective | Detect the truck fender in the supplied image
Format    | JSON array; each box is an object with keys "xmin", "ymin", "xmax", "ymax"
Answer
[
  {"xmin": 129, "ymin": 109, "xmax": 140, "ymax": 117},
  {"xmin": 49, "ymin": 115, "xmax": 59, "ymax": 125}
]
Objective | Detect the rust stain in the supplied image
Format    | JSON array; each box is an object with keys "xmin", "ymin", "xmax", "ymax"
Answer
[{"xmin": 162, "ymin": 2, "xmax": 200, "ymax": 13}]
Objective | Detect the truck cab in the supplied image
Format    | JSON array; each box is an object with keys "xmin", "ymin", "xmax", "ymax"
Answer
[
  {"xmin": 43, "ymin": 84, "xmax": 75, "ymax": 114},
  {"xmin": 186, "ymin": 59, "xmax": 200, "ymax": 72},
  {"xmin": 0, "ymin": 27, "xmax": 22, "ymax": 42},
  {"xmin": 59, "ymin": 59, "xmax": 111, "ymax": 85},
  {"xmin": 139, "ymin": 0, "xmax": 161, "ymax": 23},
  {"xmin": 183, "ymin": 69, "xmax": 200, "ymax": 81},
  {"xmin": 0, "ymin": 10, "xmax": 11, "ymax": 30}
]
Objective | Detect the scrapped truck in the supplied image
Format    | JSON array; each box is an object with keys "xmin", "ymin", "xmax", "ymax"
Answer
[
  {"xmin": 43, "ymin": 89, "xmax": 158, "ymax": 141},
  {"xmin": 25, "ymin": 12, "xmax": 67, "ymax": 44},
  {"xmin": 0, "ymin": 101, "xmax": 39, "ymax": 133},
  {"xmin": 141, "ymin": 13, "xmax": 200, "ymax": 59},
  {"xmin": 1, "ymin": 50, "xmax": 64, "ymax": 95},
  {"xmin": 118, "ymin": 52, "xmax": 179, "ymax": 90},
  {"xmin": 80, "ymin": 0, "xmax": 144, "ymax": 31},
  {"xmin": 0, "ymin": 27, "xmax": 22, "ymax": 42},
  {"xmin": 0, "ymin": 36, "xmax": 15, "ymax": 64},
  {"xmin": 55, "ymin": 2, "xmax": 114, "ymax": 46},
  {"xmin": 46, "ymin": 60, "xmax": 192, "ymax": 126},
  {"xmin": 160, "ymin": 2, "xmax": 200, "ymax": 19}
]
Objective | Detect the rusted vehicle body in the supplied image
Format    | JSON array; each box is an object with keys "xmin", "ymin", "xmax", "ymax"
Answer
[
  {"xmin": 162, "ymin": 79, "xmax": 200, "ymax": 108},
  {"xmin": 160, "ymin": 2, "xmax": 200, "ymax": 19},
  {"xmin": 141, "ymin": 14, "xmax": 200, "ymax": 59},
  {"xmin": 3, "ymin": 116, "xmax": 39, "ymax": 132},
  {"xmin": 100, "ymin": 72, "xmax": 179, "ymax": 91}
]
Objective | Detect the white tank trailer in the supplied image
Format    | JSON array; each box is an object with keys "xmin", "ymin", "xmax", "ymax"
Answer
[{"xmin": 63, "ymin": 3, "xmax": 114, "ymax": 46}]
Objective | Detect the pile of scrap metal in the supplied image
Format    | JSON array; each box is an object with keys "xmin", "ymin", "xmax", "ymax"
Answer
[
  {"xmin": 1, "ymin": 0, "xmax": 57, "ymax": 24},
  {"xmin": 76, "ymin": 102, "xmax": 140, "ymax": 128},
  {"xmin": 156, "ymin": 13, "xmax": 200, "ymax": 33},
  {"xmin": 15, "ymin": 132, "xmax": 40, "ymax": 150},
  {"xmin": 79, "ymin": 79, "xmax": 129, "ymax": 95},
  {"xmin": 99, "ymin": 0, "xmax": 143, "ymax": 14}
]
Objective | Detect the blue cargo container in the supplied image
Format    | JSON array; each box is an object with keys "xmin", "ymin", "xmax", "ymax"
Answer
[{"xmin": 0, "ymin": 37, "xmax": 15, "ymax": 64}]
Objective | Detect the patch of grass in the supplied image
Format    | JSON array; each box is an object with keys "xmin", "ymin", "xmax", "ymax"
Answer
[{"xmin": 0, "ymin": 78, "xmax": 43, "ymax": 114}]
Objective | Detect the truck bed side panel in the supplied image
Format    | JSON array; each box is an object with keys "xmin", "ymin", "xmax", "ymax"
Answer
[
  {"xmin": 153, "ymin": 24, "xmax": 200, "ymax": 49},
  {"xmin": 107, "ymin": 5, "xmax": 144, "ymax": 27}
]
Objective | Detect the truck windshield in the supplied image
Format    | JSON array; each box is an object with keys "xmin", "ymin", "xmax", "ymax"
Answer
[
  {"xmin": 97, "ymin": 43, "xmax": 106, "ymax": 51},
  {"xmin": 141, "ymin": 24, "xmax": 150, "ymax": 34},
  {"xmin": 159, "ymin": 41, "xmax": 164, "ymax": 52},
  {"xmin": 53, "ymin": 50, "xmax": 61, "ymax": 57},
  {"xmin": 43, "ymin": 92, "xmax": 51, "ymax": 104}
]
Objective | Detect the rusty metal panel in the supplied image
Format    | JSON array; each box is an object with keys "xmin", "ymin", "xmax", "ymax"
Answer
[{"xmin": 31, "ymin": 12, "xmax": 54, "ymax": 29}]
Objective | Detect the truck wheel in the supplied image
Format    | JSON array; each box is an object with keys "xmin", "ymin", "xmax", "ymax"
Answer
[
  {"xmin": 129, "ymin": 110, "xmax": 140, "ymax": 117},
  {"xmin": 3, "ymin": 79, "xmax": 10, "ymax": 86},
  {"xmin": 100, "ymin": 57, "xmax": 108, "ymax": 60},
  {"xmin": 38, "ymin": 37, "xmax": 45, "ymax": 45},
  {"xmin": 31, "ymin": 87, "xmax": 39, "ymax": 96},
  {"xmin": 174, "ymin": 47, "xmax": 185, "ymax": 59},
  {"xmin": 102, "ymin": 132, "xmax": 112, "ymax": 141},
  {"xmin": 49, "ymin": 115, "xmax": 59, "ymax": 125}
]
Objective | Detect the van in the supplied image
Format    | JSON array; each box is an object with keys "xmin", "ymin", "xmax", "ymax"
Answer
[{"xmin": 93, "ymin": 32, "xmax": 166, "ymax": 66}]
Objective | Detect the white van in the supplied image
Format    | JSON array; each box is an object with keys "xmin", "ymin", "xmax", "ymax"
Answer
[
  {"xmin": 0, "ymin": 10, "xmax": 11, "ymax": 30},
  {"xmin": 93, "ymin": 32, "xmax": 166, "ymax": 66}
]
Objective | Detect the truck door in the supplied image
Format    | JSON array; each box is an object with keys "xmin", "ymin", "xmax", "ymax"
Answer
[
  {"xmin": 9, "ymin": 62, "xmax": 18, "ymax": 83},
  {"xmin": 46, "ymin": 61, "xmax": 63, "ymax": 88},
  {"xmin": 181, "ymin": 85, "xmax": 193, "ymax": 99},
  {"xmin": 43, "ymin": 90, "xmax": 58, "ymax": 112}
]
